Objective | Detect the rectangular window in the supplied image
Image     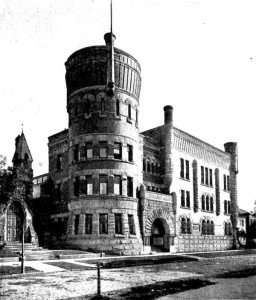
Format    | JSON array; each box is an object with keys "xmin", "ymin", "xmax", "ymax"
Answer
[
  {"xmin": 181, "ymin": 190, "xmax": 185, "ymax": 207},
  {"xmin": 227, "ymin": 175, "xmax": 230, "ymax": 191},
  {"xmin": 228, "ymin": 201, "xmax": 231, "ymax": 214},
  {"xmin": 114, "ymin": 142, "xmax": 122, "ymax": 159},
  {"xmin": 86, "ymin": 142, "xmax": 93, "ymax": 159},
  {"xmin": 99, "ymin": 141, "xmax": 108, "ymax": 158},
  {"xmin": 224, "ymin": 174, "xmax": 227, "ymax": 190},
  {"xmin": 143, "ymin": 158, "xmax": 146, "ymax": 172},
  {"xmin": 74, "ymin": 144, "xmax": 79, "ymax": 161},
  {"xmin": 116, "ymin": 99, "xmax": 120, "ymax": 116},
  {"xmin": 114, "ymin": 175, "xmax": 122, "ymax": 195},
  {"xmin": 99, "ymin": 213, "xmax": 108, "ymax": 234},
  {"xmin": 99, "ymin": 175, "xmax": 108, "ymax": 195},
  {"xmin": 209, "ymin": 169, "xmax": 213, "ymax": 187},
  {"xmin": 201, "ymin": 166, "xmax": 204, "ymax": 184},
  {"xmin": 85, "ymin": 214, "xmax": 92, "ymax": 234},
  {"xmin": 186, "ymin": 191, "xmax": 190, "ymax": 208},
  {"xmin": 74, "ymin": 215, "xmax": 79, "ymax": 235},
  {"xmin": 80, "ymin": 176, "xmax": 87, "ymax": 195},
  {"xmin": 180, "ymin": 158, "xmax": 184, "ymax": 178},
  {"xmin": 101, "ymin": 98, "xmax": 105, "ymax": 114},
  {"xmin": 127, "ymin": 144, "xmax": 133, "ymax": 162},
  {"xmin": 57, "ymin": 154, "xmax": 62, "ymax": 171},
  {"xmin": 86, "ymin": 175, "xmax": 93, "ymax": 195},
  {"xmin": 74, "ymin": 177, "xmax": 80, "ymax": 197},
  {"xmin": 205, "ymin": 168, "xmax": 209, "ymax": 185},
  {"xmin": 56, "ymin": 183, "xmax": 62, "ymax": 202},
  {"xmin": 115, "ymin": 214, "xmax": 123, "ymax": 234},
  {"xmin": 185, "ymin": 160, "xmax": 189, "ymax": 180},
  {"xmin": 127, "ymin": 177, "xmax": 133, "ymax": 197},
  {"xmin": 128, "ymin": 214, "xmax": 136, "ymax": 235}
]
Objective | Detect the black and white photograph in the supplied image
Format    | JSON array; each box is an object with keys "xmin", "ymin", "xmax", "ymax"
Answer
[{"xmin": 1, "ymin": 0, "xmax": 256, "ymax": 299}]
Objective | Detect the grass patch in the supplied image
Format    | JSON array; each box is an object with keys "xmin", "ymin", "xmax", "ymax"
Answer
[
  {"xmin": 44, "ymin": 261, "xmax": 93, "ymax": 270},
  {"xmin": 216, "ymin": 267, "xmax": 256, "ymax": 278},
  {"xmin": 0, "ymin": 265, "xmax": 37, "ymax": 275},
  {"xmin": 188, "ymin": 249, "xmax": 256, "ymax": 259},
  {"xmin": 87, "ymin": 278, "xmax": 214, "ymax": 299}
]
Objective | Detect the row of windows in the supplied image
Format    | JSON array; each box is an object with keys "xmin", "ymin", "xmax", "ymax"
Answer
[
  {"xmin": 201, "ymin": 166, "xmax": 213, "ymax": 187},
  {"xmin": 180, "ymin": 158, "xmax": 230, "ymax": 192},
  {"xmin": 180, "ymin": 191, "xmax": 230, "ymax": 214},
  {"xmin": 73, "ymin": 175, "xmax": 133, "ymax": 197},
  {"xmin": 73, "ymin": 213, "xmax": 136, "ymax": 235},
  {"xmin": 143, "ymin": 159, "xmax": 161, "ymax": 175},
  {"xmin": 224, "ymin": 222, "xmax": 232, "ymax": 236},
  {"xmin": 72, "ymin": 99, "xmax": 138, "ymax": 123},
  {"xmin": 56, "ymin": 142, "xmax": 133, "ymax": 171},
  {"xmin": 180, "ymin": 159, "xmax": 189, "ymax": 180},
  {"xmin": 180, "ymin": 219, "xmax": 215, "ymax": 235},
  {"xmin": 202, "ymin": 195, "xmax": 214, "ymax": 212}
]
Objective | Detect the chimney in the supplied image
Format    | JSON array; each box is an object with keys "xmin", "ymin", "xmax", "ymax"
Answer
[{"xmin": 164, "ymin": 105, "xmax": 173, "ymax": 125}]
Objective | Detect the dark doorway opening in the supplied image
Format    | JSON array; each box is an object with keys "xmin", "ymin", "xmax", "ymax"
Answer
[{"xmin": 151, "ymin": 218, "xmax": 166, "ymax": 252}]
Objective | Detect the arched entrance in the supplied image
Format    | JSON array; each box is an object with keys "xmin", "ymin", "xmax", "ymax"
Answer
[
  {"xmin": 151, "ymin": 218, "xmax": 166, "ymax": 252},
  {"xmin": 6, "ymin": 202, "xmax": 25, "ymax": 242}
]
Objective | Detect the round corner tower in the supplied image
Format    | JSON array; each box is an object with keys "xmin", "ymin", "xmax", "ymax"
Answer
[{"xmin": 64, "ymin": 32, "xmax": 143, "ymax": 255}]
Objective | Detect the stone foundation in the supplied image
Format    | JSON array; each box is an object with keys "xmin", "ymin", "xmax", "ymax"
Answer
[{"xmin": 175, "ymin": 234, "xmax": 233, "ymax": 252}]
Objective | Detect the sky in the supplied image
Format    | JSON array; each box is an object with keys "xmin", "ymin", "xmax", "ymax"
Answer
[{"xmin": 1, "ymin": 0, "xmax": 256, "ymax": 211}]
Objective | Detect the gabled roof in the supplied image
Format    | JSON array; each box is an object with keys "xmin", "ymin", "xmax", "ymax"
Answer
[
  {"xmin": 238, "ymin": 208, "xmax": 250, "ymax": 215},
  {"xmin": 12, "ymin": 131, "xmax": 33, "ymax": 163}
]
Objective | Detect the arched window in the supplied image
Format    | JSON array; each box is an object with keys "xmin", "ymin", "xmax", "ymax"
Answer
[
  {"xmin": 210, "ymin": 221, "xmax": 215, "ymax": 235},
  {"xmin": 187, "ymin": 218, "xmax": 192, "ymax": 234},
  {"xmin": 181, "ymin": 218, "xmax": 187, "ymax": 234},
  {"xmin": 210, "ymin": 197, "xmax": 214, "ymax": 212},
  {"xmin": 202, "ymin": 195, "xmax": 205, "ymax": 211},
  {"xmin": 116, "ymin": 99, "xmax": 120, "ymax": 116},
  {"xmin": 128, "ymin": 103, "xmax": 131, "ymax": 119},
  {"xmin": 101, "ymin": 98, "xmax": 105, "ymax": 114},
  {"xmin": 206, "ymin": 220, "xmax": 211, "ymax": 235},
  {"xmin": 147, "ymin": 160, "xmax": 151, "ymax": 173},
  {"xmin": 151, "ymin": 162, "xmax": 155, "ymax": 174},
  {"xmin": 202, "ymin": 220, "xmax": 206, "ymax": 235}
]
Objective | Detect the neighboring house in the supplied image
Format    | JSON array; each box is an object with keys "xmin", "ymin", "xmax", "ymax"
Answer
[
  {"xmin": 0, "ymin": 132, "xmax": 38, "ymax": 245},
  {"xmin": 31, "ymin": 29, "xmax": 238, "ymax": 255}
]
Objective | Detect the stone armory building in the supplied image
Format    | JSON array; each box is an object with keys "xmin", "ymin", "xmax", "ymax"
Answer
[{"xmin": 32, "ymin": 31, "xmax": 238, "ymax": 255}]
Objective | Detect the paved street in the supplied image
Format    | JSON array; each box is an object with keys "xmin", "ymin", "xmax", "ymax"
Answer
[{"xmin": 1, "ymin": 253, "xmax": 256, "ymax": 299}]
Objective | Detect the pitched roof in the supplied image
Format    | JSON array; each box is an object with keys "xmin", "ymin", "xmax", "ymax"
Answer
[{"xmin": 12, "ymin": 132, "xmax": 33, "ymax": 163}]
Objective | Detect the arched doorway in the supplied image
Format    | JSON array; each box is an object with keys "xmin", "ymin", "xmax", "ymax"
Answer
[
  {"xmin": 151, "ymin": 218, "xmax": 166, "ymax": 252},
  {"xmin": 6, "ymin": 202, "xmax": 24, "ymax": 242}
]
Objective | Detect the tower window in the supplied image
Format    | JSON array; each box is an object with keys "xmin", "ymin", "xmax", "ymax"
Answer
[
  {"xmin": 127, "ymin": 144, "xmax": 133, "ymax": 162},
  {"xmin": 128, "ymin": 103, "xmax": 131, "ymax": 119},
  {"xmin": 99, "ymin": 213, "xmax": 108, "ymax": 234},
  {"xmin": 99, "ymin": 175, "xmax": 108, "ymax": 195},
  {"xmin": 116, "ymin": 99, "xmax": 120, "ymax": 116},
  {"xmin": 99, "ymin": 141, "xmax": 108, "ymax": 158},
  {"xmin": 74, "ymin": 144, "xmax": 79, "ymax": 161},
  {"xmin": 127, "ymin": 177, "xmax": 133, "ymax": 197},
  {"xmin": 86, "ymin": 142, "xmax": 93, "ymax": 159},
  {"xmin": 128, "ymin": 214, "xmax": 136, "ymax": 235},
  {"xmin": 57, "ymin": 154, "xmax": 62, "ymax": 171},
  {"xmin": 85, "ymin": 214, "xmax": 92, "ymax": 234},
  {"xmin": 115, "ymin": 214, "xmax": 123, "ymax": 234},
  {"xmin": 101, "ymin": 98, "xmax": 105, "ymax": 114},
  {"xmin": 113, "ymin": 142, "xmax": 122, "ymax": 159},
  {"xmin": 74, "ymin": 177, "xmax": 80, "ymax": 197},
  {"xmin": 74, "ymin": 215, "xmax": 80, "ymax": 235},
  {"xmin": 114, "ymin": 175, "xmax": 122, "ymax": 195}
]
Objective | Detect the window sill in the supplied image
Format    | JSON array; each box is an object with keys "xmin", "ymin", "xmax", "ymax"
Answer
[
  {"xmin": 180, "ymin": 206, "xmax": 191, "ymax": 210},
  {"xmin": 179, "ymin": 177, "xmax": 190, "ymax": 182},
  {"xmin": 223, "ymin": 190, "xmax": 231, "ymax": 193},
  {"xmin": 200, "ymin": 183, "xmax": 214, "ymax": 188},
  {"xmin": 126, "ymin": 118, "xmax": 132, "ymax": 124},
  {"xmin": 201, "ymin": 210, "xmax": 214, "ymax": 213},
  {"xmin": 114, "ymin": 234, "xmax": 125, "ymax": 238},
  {"xmin": 224, "ymin": 213, "xmax": 231, "ymax": 216},
  {"xmin": 99, "ymin": 233, "xmax": 109, "ymax": 237}
]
